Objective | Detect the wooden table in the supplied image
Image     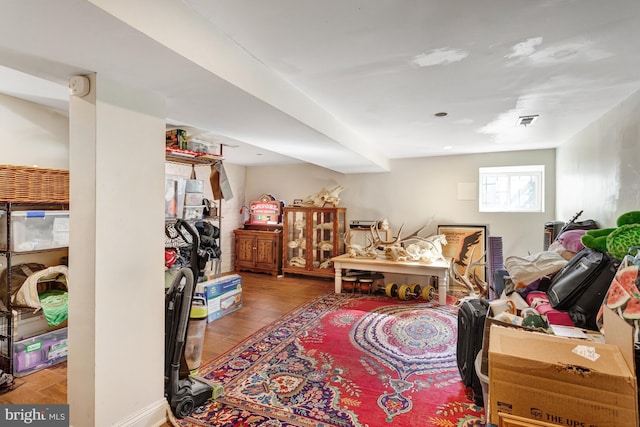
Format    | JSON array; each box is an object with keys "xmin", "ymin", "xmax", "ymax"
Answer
[{"xmin": 331, "ymin": 254, "xmax": 451, "ymax": 305}]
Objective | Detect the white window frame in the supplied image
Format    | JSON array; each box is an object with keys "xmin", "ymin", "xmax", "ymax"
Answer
[{"xmin": 479, "ymin": 165, "xmax": 545, "ymax": 213}]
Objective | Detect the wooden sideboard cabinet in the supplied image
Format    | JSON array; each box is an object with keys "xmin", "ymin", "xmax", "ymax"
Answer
[
  {"xmin": 233, "ymin": 228, "xmax": 282, "ymax": 276},
  {"xmin": 282, "ymin": 206, "xmax": 346, "ymax": 278}
]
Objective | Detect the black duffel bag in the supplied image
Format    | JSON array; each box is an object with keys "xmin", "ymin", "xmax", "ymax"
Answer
[{"xmin": 546, "ymin": 248, "xmax": 620, "ymax": 330}]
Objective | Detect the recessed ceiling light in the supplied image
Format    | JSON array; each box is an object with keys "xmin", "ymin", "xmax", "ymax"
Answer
[
  {"xmin": 434, "ymin": 112, "xmax": 448, "ymax": 117},
  {"xmin": 443, "ymin": 145, "xmax": 453, "ymax": 150},
  {"xmin": 516, "ymin": 115, "xmax": 539, "ymax": 126}
]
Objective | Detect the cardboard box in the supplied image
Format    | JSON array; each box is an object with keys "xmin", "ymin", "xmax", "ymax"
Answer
[
  {"xmin": 205, "ymin": 288, "xmax": 242, "ymax": 323},
  {"xmin": 196, "ymin": 274, "xmax": 242, "ymax": 300},
  {"xmin": 194, "ymin": 275, "xmax": 243, "ymax": 322},
  {"xmin": 166, "ymin": 129, "xmax": 188, "ymax": 149},
  {"xmin": 488, "ymin": 308, "xmax": 638, "ymax": 426},
  {"xmin": 480, "ymin": 316, "xmax": 604, "ymax": 378}
]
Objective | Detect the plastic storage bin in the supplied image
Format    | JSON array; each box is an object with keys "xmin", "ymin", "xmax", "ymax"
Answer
[
  {"xmin": 12, "ymin": 327, "xmax": 68, "ymax": 377},
  {"xmin": 185, "ymin": 297, "xmax": 208, "ymax": 374},
  {"xmin": 184, "ymin": 192, "xmax": 204, "ymax": 206},
  {"xmin": 12, "ymin": 308, "xmax": 67, "ymax": 341},
  {"xmin": 185, "ymin": 179, "xmax": 204, "ymax": 193},
  {"xmin": 475, "ymin": 350, "xmax": 489, "ymax": 418},
  {"xmin": 7, "ymin": 210, "xmax": 69, "ymax": 252},
  {"xmin": 187, "ymin": 140, "xmax": 209, "ymax": 154},
  {"xmin": 183, "ymin": 205, "xmax": 205, "ymax": 221},
  {"xmin": 165, "ymin": 175, "xmax": 186, "ymax": 219}
]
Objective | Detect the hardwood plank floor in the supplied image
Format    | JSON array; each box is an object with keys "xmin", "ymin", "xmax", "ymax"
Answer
[{"xmin": 0, "ymin": 272, "xmax": 335, "ymax": 426}]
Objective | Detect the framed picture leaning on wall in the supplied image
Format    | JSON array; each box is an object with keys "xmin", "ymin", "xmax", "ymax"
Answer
[{"xmin": 437, "ymin": 224, "xmax": 487, "ymax": 282}]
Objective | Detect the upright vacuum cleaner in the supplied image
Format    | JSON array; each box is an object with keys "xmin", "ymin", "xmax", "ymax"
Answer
[{"xmin": 164, "ymin": 220, "xmax": 220, "ymax": 418}]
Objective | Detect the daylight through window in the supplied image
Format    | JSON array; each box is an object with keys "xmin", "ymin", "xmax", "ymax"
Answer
[{"xmin": 479, "ymin": 165, "xmax": 544, "ymax": 212}]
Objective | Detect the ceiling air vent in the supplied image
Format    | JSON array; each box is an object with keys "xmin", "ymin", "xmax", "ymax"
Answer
[{"xmin": 516, "ymin": 115, "xmax": 539, "ymax": 127}]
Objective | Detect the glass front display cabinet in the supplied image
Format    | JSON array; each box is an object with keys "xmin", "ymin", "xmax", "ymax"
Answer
[{"xmin": 282, "ymin": 206, "xmax": 346, "ymax": 278}]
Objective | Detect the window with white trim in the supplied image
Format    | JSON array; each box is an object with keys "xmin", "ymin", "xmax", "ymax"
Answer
[{"xmin": 479, "ymin": 165, "xmax": 544, "ymax": 212}]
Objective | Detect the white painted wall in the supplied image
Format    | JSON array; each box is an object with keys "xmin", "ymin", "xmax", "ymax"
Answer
[
  {"xmin": 245, "ymin": 149, "xmax": 556, "ymax": 258},
  {"xmin": 0, "ymin": 93, "xmax": 68, "ymax": 168},
  {"xmin": 557, "ymin": 89, "xmax": 640, "ymax": 228}
]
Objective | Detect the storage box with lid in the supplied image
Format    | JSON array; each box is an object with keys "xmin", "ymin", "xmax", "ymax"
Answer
[
  {"xmin": 11, "ymin": 308, "xmax": 67, "ymax": 341},
  {"xmin": 187, "ymin": 139, "xmax": 208, "ymax": 154},
  {"xmin": 10, "ymin": 327, "xmax": 68, "ymax": 377},
  {"xmin": 186, "ymin": 139, "xmax": 220, "ymax": 155},
  {"xmin": 184, "ymin": 192, "xmax": 204, "ymax": 206},
  {"xmin": 1, "ymin": 210, "xmax": 69, "ymax": 252},
  {"xmin": 488, "ymin": 310, "xmax": 638, "ymax": 427},
  {"xmin": 183, "ymin": 205, "xmax": 204, "ymax": 221},
  {"xmin": 185, "ymin": 179, "xmax": 204, "ymax": 194},
  {"xmin": 165, "ymin": 175, "xmax": 186, "ymax": 219}
]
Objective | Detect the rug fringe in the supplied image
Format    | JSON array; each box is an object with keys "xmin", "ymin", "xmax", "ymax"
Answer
[{"xmin": 165, "ymin": 400, "xmax": 179, "ymax": 426}]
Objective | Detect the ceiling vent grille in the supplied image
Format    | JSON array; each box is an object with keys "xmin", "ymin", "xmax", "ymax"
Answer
[{"xmin": 517, "ymin": 115, "xmax": 539, "ymax": 127}]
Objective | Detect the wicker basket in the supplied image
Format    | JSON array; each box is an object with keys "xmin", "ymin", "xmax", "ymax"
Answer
[{"xmin": 0, "ymin": 165, "xmax": 69, "ymax": 203}]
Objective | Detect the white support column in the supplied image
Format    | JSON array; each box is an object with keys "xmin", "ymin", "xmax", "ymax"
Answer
[{"xmin": 68, "ymin": 73, "xmax": 167, "ymax": 427}]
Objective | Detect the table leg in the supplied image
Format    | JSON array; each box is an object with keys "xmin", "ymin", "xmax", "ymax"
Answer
[{"xmin": 334, "ymin": 263, "xmax": 342, "ymax": 294}]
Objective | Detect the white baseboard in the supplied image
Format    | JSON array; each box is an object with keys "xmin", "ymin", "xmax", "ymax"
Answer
[{"xmin": 112, "ymin": 398, "xmax": 169, "ymax": 427}]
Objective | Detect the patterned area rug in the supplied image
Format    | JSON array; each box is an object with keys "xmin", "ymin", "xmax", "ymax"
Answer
[{"xmin": 175, "ymin": 294, "xmax": 485, "ymax": 426}]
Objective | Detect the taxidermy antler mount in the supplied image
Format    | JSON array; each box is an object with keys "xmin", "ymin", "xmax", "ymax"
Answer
[
  {"xmin": 344, "ymin": 216, "xmax": 448, "ymax": 264},
  {"xmin": 301, "ymin": 185, "xmax": 345, "ymax": 207},
  {"xmin": 448, "ymin": 245, "xmax": 488, "ymax": 298}
]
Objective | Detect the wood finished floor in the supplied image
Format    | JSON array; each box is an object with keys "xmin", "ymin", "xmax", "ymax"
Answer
[{"xmin": 0, "ymin": 272, "xmax": 335, "ymax": 426}]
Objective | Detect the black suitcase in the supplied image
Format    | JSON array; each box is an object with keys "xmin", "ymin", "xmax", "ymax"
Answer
[
  {"xmin": 456, "ymin": 298, "xmax": 489, "ymax": 406},
  {"xmin": 567, "ymin": 259, "xmax": 620, "ymax": 331},
  {"xmin": 546, "ymin": 248, "xmax": 620, "ymax": 330}
]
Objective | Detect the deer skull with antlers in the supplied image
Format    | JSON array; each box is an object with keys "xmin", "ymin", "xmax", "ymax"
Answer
[
  {"xmin": 343, "ymin": 228, "xmax": 378, "ymax": 259},
  {"xmin": 448, "ymin": 246, "xmax": 488, "ymax": 297},
  {"xmin": 345, "ymin": 217, "xmax": 447, "ymax": 264}
]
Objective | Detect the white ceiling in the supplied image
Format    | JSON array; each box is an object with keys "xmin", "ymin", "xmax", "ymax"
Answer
[{"xmin": 1, "ymin": 0, "xmax": 640, "ymax": 173}]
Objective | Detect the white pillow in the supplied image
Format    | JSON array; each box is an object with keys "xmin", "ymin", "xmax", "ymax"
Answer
[{"xmin": 504, "ymin": 251, "xmax": 568, "ymax": 287}]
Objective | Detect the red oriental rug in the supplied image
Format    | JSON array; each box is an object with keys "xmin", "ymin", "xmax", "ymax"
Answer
[{"xmin": 174, "ymin": 293, "xmax": 486, "ymax": 427}]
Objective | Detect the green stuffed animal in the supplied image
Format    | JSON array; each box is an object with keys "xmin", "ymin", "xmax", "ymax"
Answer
[
  {"xmin": 616, "ymin": 211, "xmax": 640, "ymax": 227},
  {"xmin": 581, "ymin": 211, "xmax": 640, "ymax": 259},
  {"xmin": 581, "ymin": 227, "xmax": 616, "ymax": 253}
]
